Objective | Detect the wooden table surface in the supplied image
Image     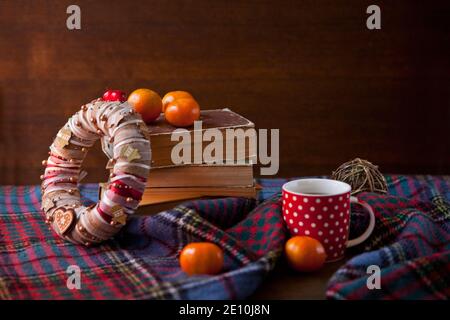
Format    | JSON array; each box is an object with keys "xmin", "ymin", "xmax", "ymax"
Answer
[{"xmin": 250, "ymin": 257, "xmax": 347, "ymax": 299}]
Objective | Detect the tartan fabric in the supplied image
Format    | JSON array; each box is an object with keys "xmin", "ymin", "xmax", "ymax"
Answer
[
  {"xmin": 326, "ymin": 175, "xmax": 450, "ymax": 300},
  {"xmin": 0, "ymin": 184, "xmax": 285, "ymax": 299},
  {"xmin": 0, "ymin": 175, "xmax": 448, "ymax": 299}
]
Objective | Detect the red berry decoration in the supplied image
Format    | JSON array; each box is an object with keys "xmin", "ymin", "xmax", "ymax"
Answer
[{"xmin": 102, "ymin": 89, "xmax": 127, "ymax": 102}]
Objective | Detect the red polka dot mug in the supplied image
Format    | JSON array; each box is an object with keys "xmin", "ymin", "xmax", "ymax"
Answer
[{"xmin": 282, "ymin": 178, "xmax": 375, "ymax": 262}]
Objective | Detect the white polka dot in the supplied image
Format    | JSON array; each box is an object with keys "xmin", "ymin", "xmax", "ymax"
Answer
[
  {"xmin": 330, "ymin": 214, "xmax": 334, "ymax": 219},
  {"xmin": 293, "ymin": 196, "xmax": 297, "ymax": 201},
  {"xmin": 346, "ymin": 209, "xmax": 350, "ymax": 214},
  {"xmin": 304, "ymin": 214, "xmax": 310, "ymax": 219},
  {"xmin": 324, "ymin": 239, "xmax": 329, "ymax": 243},
  {"xmin": 298, "ymin": 205, "xmax": 303, "ymax": 210},
  {"xmin": 283, "ymin": 200, "xmax": 285, "ymax": 205},
  {"xmin": 335, "ymin": 237, "xmax": 339, "ymax": 242},
  {"xmin": 334, "ymin": 205, "xmax": 339, "ymax": 210},
  {"xmin": 283, "ymin": 216, "xmax": 286, "ymax": 221},
  {"xmin": 289, "ymin": 219, "xmax": 293, "ymax": 224},
  {"xmin": 323, "ymin": 207, "xmax": 328, "ymax": 212},
  {"xmin": 285, "ymin": 209, "xmax": 289, "ymax": 214},
  {"xmin": 335, "ymin": 221, "xmax": 339, "ymax": 226},
  {"xmin": 310, "ymin": 207, "xmax": 315, "ymax": 212},
  {"xmin": 339, "ymin": 196, "xmax": 343, "ymax": 201},
  {"xmin": 293, "ymin": 212, "xmax": 298, "ymax": 217},
  {"xmin": 303, "ymin": 198, "xmax": 308, "ymax": 203},
  {"xmin": 299, "ymin": 221, "xmax": 304, "ymax": 226},
  {"xmin": 342, "ymin": 235, "xmax": 346, "ymax": 240},
  {"xmin": 330, "ymin": 246, "xmax": 334, "ymax": 250},
  {"xmin": 338, "ymin": 244, "xmax": 342, "ymax": 248},
  {"xmin": 347, "ymin": 194, "xmax": 350, "ymax": 199},
  {"xmin": 334, "ymin": 253, "xmax": 338, "ymax": 257},
  {"xmin": 339, "ymin": 228, "xmax": 343, "ymax": 233},
  {"xmin": 316, "ymin": 198, "xmax": 321, "ymax": 203},
  {"xmin": 343, "ymin": 203, "xmax": 347, "ymax": 208},
  {"xmin": 328, "ymin": 198, "xmax": 333, "ymax": 203},
  {"xmin": 288, "ymin": 203, "xmax": 293, "ymax": 208},
  {"xmin": 343, "ymin": 219, "xmax": 347, "ymax": 223},
  {"xmin": 305, "ymin": 230, "xmax": 310, "ymax": 235},
  {"xmin": 324, "ymin": 223, "xmax": 329, "ymax": 228},
  {"xmin": 330, "ymin": 230, "xmax": 334, "ymax": 235},
  {"xmin": 318, "ymin": 231, "xmax": 323, "ymax": 236},
  {"xmin": 285, "ymin": 194, "xmax": 289, "ymax": 199},
  {"xmin": 293, "ymin": 228, "xmax": 298, "ymax": 233},
  {"xmin": 318, "ymin": 214, "xmax": 322, "ymax": 220},
  {"xmin": 311, "ymin": 223, "xmax": 316, "ymax": 228},
  {"xmin": 341, "ymin": 250, "xmax": 345, "ymax": 255},
  {"xmin": 340, "ymin": 212, "xmax": 344, "ymax": 217}
]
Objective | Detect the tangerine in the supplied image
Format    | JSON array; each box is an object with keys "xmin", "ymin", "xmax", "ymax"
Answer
[{"xmin": 127, "ymin": 88, "xmax": 162, "ymax": 123}]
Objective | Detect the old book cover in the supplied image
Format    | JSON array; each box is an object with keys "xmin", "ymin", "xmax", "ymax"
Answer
[
  {"xmin": 148, "ymin": 108, "xmax": 257, "ymax": 167},
  {"xmin": 102, "ymin": 108, "xmax": 257, "ymax": 168}
]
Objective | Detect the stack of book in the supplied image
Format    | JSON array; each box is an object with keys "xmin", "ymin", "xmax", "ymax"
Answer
[{"xmin": 102, "ymin": 108, "xmax": 258, "ymax": 214}]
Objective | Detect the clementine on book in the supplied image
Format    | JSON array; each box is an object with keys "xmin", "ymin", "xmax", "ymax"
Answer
[
  {"xmin": 164, "ymin": 98, "xmax": 200, "ymax": 127},
  {"xmin": 127, "ymin": 88, "xmax": 163, "ymax": 123},
  {"xmin": 162, "ymin": 91, "xmax": 193, "ymax": 112}
]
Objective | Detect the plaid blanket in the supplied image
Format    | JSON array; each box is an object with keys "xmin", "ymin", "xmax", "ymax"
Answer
[
  {"xmin": 0, "ymin": 175, "xmax": 448, "ymax": 299},
  {"xmin": 326, "ymin": 175, "xmax": 450, "ymax": 300},
  {"xmin": 0, "ymin": 184, "xmax": 285, "ymax": 299}
]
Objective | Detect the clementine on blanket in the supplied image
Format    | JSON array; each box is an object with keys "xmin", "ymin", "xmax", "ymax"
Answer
[
  {"xmin": 285, "ymin": 236, "xmax": 326, "ymax": 272},
  {"xmin": 180, "ymin": 242, "xmax": 224, "ymax": 275}
]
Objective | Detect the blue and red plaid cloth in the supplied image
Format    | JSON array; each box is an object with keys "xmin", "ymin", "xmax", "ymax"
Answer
[{"xmin": 0, "ymin": 175, "xmax": 448, "ymax": 299}]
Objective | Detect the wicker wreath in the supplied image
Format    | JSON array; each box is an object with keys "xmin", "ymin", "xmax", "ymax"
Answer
[
  {"xmin": 331, "ymin": 158, "xmax": 387, "ymax": 195},
  {"xmin": 41, "ymin": 98, "xmax": 151, "ymax": 246}
]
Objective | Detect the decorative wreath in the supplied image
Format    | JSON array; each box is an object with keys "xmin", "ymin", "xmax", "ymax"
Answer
[
  {"xmin": 331, "ymin": 158, "xmax": 387, "ymax": 195},
  {"xmin": 41, "ymin": 98, "xmax": 151, "ymax": 246}
]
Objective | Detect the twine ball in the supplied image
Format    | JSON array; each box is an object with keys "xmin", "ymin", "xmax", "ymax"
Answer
[{"xmin": 331, "ymin": 158, "xmax": 387, "ymax": 195}]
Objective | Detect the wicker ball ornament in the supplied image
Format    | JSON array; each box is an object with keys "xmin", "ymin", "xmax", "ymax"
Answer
[{"xmin": 331, "ymin": 158, "xmax": 387, "ymax": 195}]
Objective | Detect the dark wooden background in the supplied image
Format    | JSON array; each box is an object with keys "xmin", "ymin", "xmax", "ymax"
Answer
[{"xmin": 0, "ymin": 0, "xmax": 449, "ymax": 185}]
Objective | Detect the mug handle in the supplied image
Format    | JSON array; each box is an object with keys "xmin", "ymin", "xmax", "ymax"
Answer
[{"xmin": 346, "ymin": 196, "xmax": 376, "ymax": 248}]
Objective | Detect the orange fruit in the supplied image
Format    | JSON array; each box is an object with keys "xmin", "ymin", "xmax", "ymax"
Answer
[
  {"xmin": 127, "ymin": 88, "xmax": 163, "ymax": 123},
  {"xmin": 162, "ymin": 91, "xmax": 193, "ymax": 112},
  {"xmin": 180, "ymin": 242, "xmax": 224, "ymax": 275},
  {"xmin": 164, "ymin": 98, "xmax": 200, "ymax": 127},
  {"xmin": 285, "ymin": 236, "xmax": 327, "ymax": 272}
]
